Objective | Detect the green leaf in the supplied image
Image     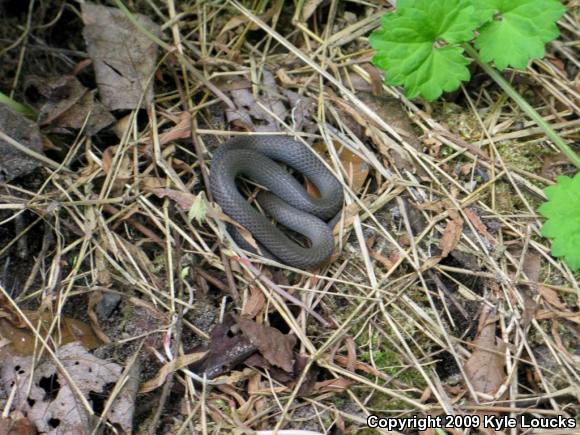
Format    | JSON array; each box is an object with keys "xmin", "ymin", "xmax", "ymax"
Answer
[
  {"xmin": 474, "ymin": 0, "xmax": 566, "ymax": 70},
  {"xmin": 538, "ymin": 172, "xmax": 580, "ymax": 271},
  {"xmin": 369, "ymin": 0, "xmax": 480, "ymax": 100}
]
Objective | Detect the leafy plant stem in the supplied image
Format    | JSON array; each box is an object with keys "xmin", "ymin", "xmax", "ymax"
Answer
[{"xmin": 464, "ymin": 44, "xmax": 580, "ymax": 170}]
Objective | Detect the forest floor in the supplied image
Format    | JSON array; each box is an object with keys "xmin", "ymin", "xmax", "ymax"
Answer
[{"xmin": 0, "ymin": 1, "xmax": 578, "ymax": 434}]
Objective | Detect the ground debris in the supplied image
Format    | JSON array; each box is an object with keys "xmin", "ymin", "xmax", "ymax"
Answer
[
  {"xmin": 0, "ymin": 105, "xmax": 44, "ymax": 182},
  {"xmin": 81, "ymin": 2, "xmax": 160, "ymax": 110},
  {"xmin": 0, "ymin": 342, "xmax": 134, "ymax": 434}
]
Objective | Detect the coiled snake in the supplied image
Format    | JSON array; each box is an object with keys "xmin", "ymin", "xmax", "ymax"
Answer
[{"xmin": 210, "ymin": 135, "xmax": 343, "ymax": 269}]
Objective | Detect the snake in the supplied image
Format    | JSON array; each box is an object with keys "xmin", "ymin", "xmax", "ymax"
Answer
[{"xmin": 209, "ymin": 135, "xmax": 344, "ymax": 269}]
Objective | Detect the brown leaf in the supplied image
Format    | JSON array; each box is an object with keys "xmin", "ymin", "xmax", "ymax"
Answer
[
  {"xmin": 155, "ymin": 111, "xmax": 192, "ymax": 145},
  {"xmin": 538, "ymin": 285, "xmax": 567, "ymax": 311},
  {"xmin": 0, "ymin": 413, "xmax": 37, "ymax": 435},
  {"xmin": 313, "ymin": 378, "xmax": 352, "ymax": 394},
  {"xmin": 82, "ymin": 2, "xmax": 161, "ymax": 110},
  {"xmin": 464, "ymin": 307, "xmax": 506, "ymax": 398},
  {"xmin": 189, "ymin": 316, "xmax": 257, "ymax": 379},
  {"xmin": 150, "ymin": 188, "xmax": 197, "ymax": 210},
  {"xmin": 340, "ymin": 148, "xmax": 369, "ymax": 193},
  {"xmin": 521, "ymin": 251, "xmax": 541, "ymax": 283},
  {"xmin": 439, "ymin": 216, "xmax": 464, "ymax": 258},
  {"xmin": 242, "ymin": 286, "xmax": 266, "ymax": 318},
  {"xmin": 0, "ymin": 105, "xmax": 45, "ymax": 182},
  {"xmin": 24, "ymin": 75, "xmax": 114, "ymax": 135},
  {"xmin": 0, "ymin": 342, "xmax": 132, "ymax": 434},
  {"xmin": 140, "ymin": 351, "xmax": 208, "ymax": 393},
  {"xmin": 464, "ymin": 208, "xmax": 496, "ymax": 247},
  {"xmin": 236, "ymin": 317, "xmax": 297, "ymax": 372},
  {"xmin": 0, "ymin": 310, "xmax": 101, "ymax": 357}
]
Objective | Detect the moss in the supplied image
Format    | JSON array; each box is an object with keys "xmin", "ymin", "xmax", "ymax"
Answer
[
  {"xmin": 497, "ymin": 141, "xmax": 551, "ymax": 175},
  {"xmin": 359, "ymin": 348, "xmax": 425, "ymax": 387}
]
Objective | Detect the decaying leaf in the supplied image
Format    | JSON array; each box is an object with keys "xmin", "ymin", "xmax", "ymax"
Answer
[
  {"xmin": 340, "ymin": 148, "xmax": 369, "ymax": 193},
  {"xmin": 241, "ymin": 286, "xmax": 266, "ymax": 318},
  {"xmin": 439, "ymin": 215, "xmax": 464, "ymax": 258},
  {"xmin": 313, "ymin": 377, "xmax": 353, "ymax": 394},
  {"xmin": 218, "ymin": 1, "xmax": 279, "ymax": 35},
  {"xmin": 0, "ymin": 412, "xmax": 36, "ymax": 435},
  {"xmin": 0, "ymin": 342, "xmax": 133, "ymax": 434},
  {"xmin": 82, "ymin": 2, "xmax": 161, "ymax": 110},
  {"xmin": 464, "ymin": 306, "xmax": 506, "ymax": 398},
  {"xmin": 464, "ymin": 208, "xmax": 496, "ymax": 248},
  {"xmin": 140, "ymin": 351, "xmax": 208, "ymax": 393},
  {"xmin": 538, "ymin": 285, "xmax": 567, "ymax": 311},
  {"xmin": 225, "ymin": 70, "xmax": 288, "ymax": 131},
  {"xmin": 0, "ymin": 105, "xmax": 45, "ymax": 182},
  {"xmin": 24, "ymin": 75, "xmax": 114, "ymax": 135},
  {"xmin": 236, "ymin": 316, "xmax": 297, "ymax": 373},
  {"xmin": 0, "ymin": 309, "xmax": 101, "ymax": 357},
  {"xmin": 189, "ymin": 315, "xmax": 257, "ymax": 379},
  {"xmin": 150, "ymin": 188, "xmax": 197, "ymax": 210}
]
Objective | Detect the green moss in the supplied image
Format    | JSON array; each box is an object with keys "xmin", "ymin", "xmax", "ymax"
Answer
[
  {"xmin": 359, "ymin": 349, "xmax": 425, "ymax": 387},
  {"xmin": 497, "ymin": 141, "xmax": 551, "ymax": 175}
]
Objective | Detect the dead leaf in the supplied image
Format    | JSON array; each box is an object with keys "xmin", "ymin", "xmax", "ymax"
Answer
[
  {"xmin": 189, "ymin": 316, "xmax": 257, "ymax": 379},
  {"xmin": 0, "ymin": 105, "xmax": 45, "ymax": 182},
  {"xmin": 0, "ymin": 412, "xmax": 37, "ymax": 435},
  {"xmin": 82, "ymin": 2, "xmax": 161, "ymax": 110},
  {"xmin": 464, "ymin": 208, "xmax": 496, "ymax": 248},
  {"xmin": 156, "ymin": 111, "xmax": 192, "ymax": 145},
  {"xmin": 140, "ymin": 351, "xmax": 208, "ymax": 393},
  {"xmin": 301, "ymin": 0, "xmax": 326, "ymax": 21},
  {"xmin": 340, "ymin": 148, "xmax": 369, "ymax": 193},
  {"xmin": 225, "ymin": 70, "xmax": 287, "ymax": 131},
  {"xmin": 235, "ymin": 316, "xmax": 297, "ymax": 372},
  {"xmin": 313, "ymin": 378, "xmax": 352, "ymax": 394},
  {"xmin": 464, "ymin": 307, "xmax": 506, "ymax": 398},
  {"xmin": 538, "ymin": 286, "xmax": 567, "ymax": 311},
  {"xmin": 0, "ymin": 342, "xmax": 133, "ymax": 434},
  {"xmin": 150, "ymin": 188, "xmax": 197, "ymax": 210},
  {"xmin": 24, "ymin": 75, "xmax": 114, "ymax": 135},
  {"xmin": 0, "ymin": 310, "xmax": 101, "ymax": 356},
  {"xmin": 218, "ymin": 1, "xmax": 279, "ymax": 35},
  {"xmin": 439, "ymin": 216, "xmax": 464, "ymax": 258},
  {"xmin": 242, "ymin": 286, "xmax": 266, "ymax": 318}
]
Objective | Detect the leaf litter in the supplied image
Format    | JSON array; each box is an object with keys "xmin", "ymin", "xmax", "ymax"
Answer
[
  {"xmin": 0, "ymin": 0, "xmax": 578, "ymax": 433},
  {"xmin": 81, "ymin": 2, "xmax": 160, "ymax": 110},
  {"xmin": 0, "ymin": 342, "xmax": 133, "ymax": 434}
]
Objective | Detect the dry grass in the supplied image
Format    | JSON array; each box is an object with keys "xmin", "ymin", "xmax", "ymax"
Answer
[{"xmin": 0, "ymin": 0, "xmax": 579, "ymax": 433}]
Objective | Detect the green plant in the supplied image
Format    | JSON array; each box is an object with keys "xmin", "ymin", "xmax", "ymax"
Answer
[
  {"xmin": 370, "ymin": 0, "xmax": 580, "ymax": 271},
  {"xmin": 369, "ymin": 0, "xmax": 565, "ymax": 101},
  {"xmin": 0, "ymin": 91, "xmax": 36, "ymax": 118},
  {"xmin": 538, "ymin": 173, "xmax": 580, "ymax": 271}
]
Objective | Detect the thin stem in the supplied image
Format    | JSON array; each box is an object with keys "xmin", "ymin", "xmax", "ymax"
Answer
[
  {"xmin": 464, "ymin": 44, "xmax": 580, "ymax": 170},
  {"xmin": 0, "ymin": 91, "xmax": 36, "ymax": 118}
]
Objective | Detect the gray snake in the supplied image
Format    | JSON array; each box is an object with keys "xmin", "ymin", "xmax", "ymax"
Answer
[{"xmin": 209, "ymin": 136, "xmax": 344, "ymax": 269}]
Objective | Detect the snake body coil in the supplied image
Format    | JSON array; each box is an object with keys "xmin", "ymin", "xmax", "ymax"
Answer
[{"xmin": 210, "ymin": 135, "xmax": 343, "ymax": 269}]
